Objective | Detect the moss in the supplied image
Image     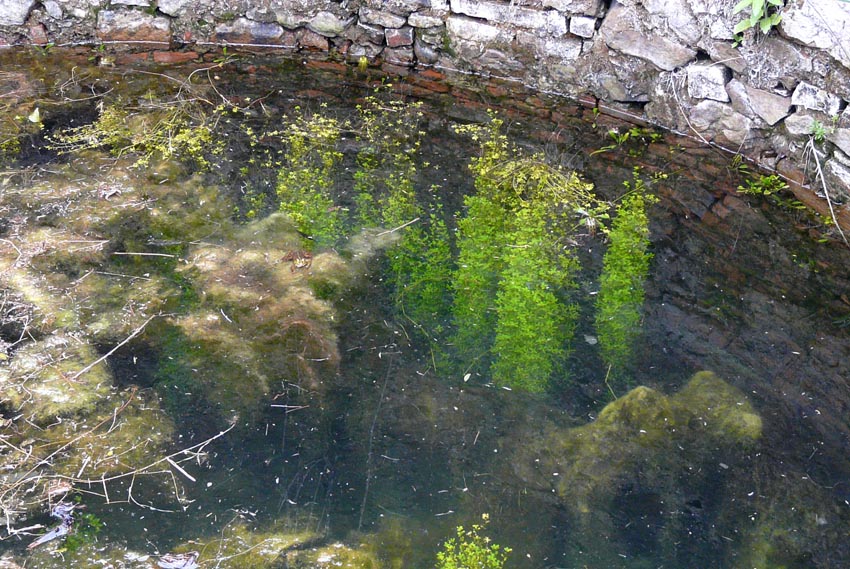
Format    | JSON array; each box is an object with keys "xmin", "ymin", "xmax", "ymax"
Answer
[
  {"xmin": 0, "ymin": 335, "xmax": 112, "ymax": 424},
  {"xmin": 673, "ymin": 370, "xmax": 762, "ymax": 441},
  {"xmin": 286, "ymin": 542, "xmax": 382, "ymax": 568}
]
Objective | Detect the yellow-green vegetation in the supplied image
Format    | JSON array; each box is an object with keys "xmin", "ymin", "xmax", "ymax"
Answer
[
  {"xmin": 452, "ymin": 114, "xmax": 602, "ymax": 390},
  {"xmin": 517, "ymin": 371, "xmax": 761, "ymax": 514},
  {"xmin": 276, "ymin": 105, "xmax": 344, "ymax": 247},
  {"xmin": 436, "ymin": 514, "xmax": 511, "ymax": 569},
  {"xmin": 49, "ymin": 98, "xmax": 224, "ymax": 169},
  {"xmin": 286, "ymin": 542, "xmax": 382, "ymax": 568},
  {"xmin": 595, "ymin": 168, "xmax": 658, "ymax": 379}
]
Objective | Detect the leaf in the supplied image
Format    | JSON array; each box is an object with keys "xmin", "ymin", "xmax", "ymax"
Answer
[
  {"xmin": 751, "ymin": 0, "xmax": 766, "ymax": 17},
  {"xmin": 27, "ymin": 107, "xmax": 41, "ymax": 123},
  {"xmin": 734, "ymin": 19, "xmax": 753, "ymax": 33},
  {"xmin": 733, "ymin": 0, "xmax": 752, "ymax": 14},
  {"xmin": 767, "ymin": 0, "xmax": 784, "ymax": 6}
]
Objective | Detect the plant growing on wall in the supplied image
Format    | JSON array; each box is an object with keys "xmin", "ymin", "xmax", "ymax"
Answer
[
  {"xmin": 733, "ymin": 0, "xmax": 784, "ymax": 35},
  {"xmin": 595, "ymin": 169, "xmax": 657, "ymax": 379}
]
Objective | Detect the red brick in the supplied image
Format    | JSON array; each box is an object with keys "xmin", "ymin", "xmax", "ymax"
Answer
[{"xmin": 153, "ymin": 51, "xmax": 198, "ymax": 64}]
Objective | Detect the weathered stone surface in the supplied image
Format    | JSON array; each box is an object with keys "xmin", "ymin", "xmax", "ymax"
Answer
[
  {"xmin": 829, "ymin": 128, "xmax": 850, "ymax": 157},
  {"xmin": 746, "ymin": 85, "xmax": 792, "ymax": 126},
  {"xmin": 408, "ymin": 12, "xmax": 444, "ymax": 28},
  {"xmin": 705, "ymin": 41, "xmax": 746, "ymax": 73},
  {"xmin": 42, "ymin": 0, "xmax": 62, "ymax": 20},
  {"xmin": 352, "ymin": 21, "xmax": 385, "ymax": 44},
  {"xmin": 726, "ymin": 78, "xmax": 755, "ymax": 118},
  {"xmin": 446, "ymin": 14, "xmax": 506, "ymax": 43},
  {"xmin": 297, "ymin": 28, "xmax": 329, "ymax": 50},
  {"xmin": 569, "ymin": 15, "xmax": 596, "ymax": 38},
  {"xmin": 414, "ymin": 37, "xmax": 440, "ymax": 62},
  {"xmin": 0, "ymin": 0, "xmax": 35, "ymax": 26},
  {"xmin": 111, "ymin": 0, "xmax": 150, "ymax": 6},
  {"xmin": 96, "ymin": 10, "xmax": 171, "ymax": 45},
  {"xmin": 600, "ymin": 3, "xmax": 696, "ymax": 71},
  {"xmin": 686, "ymin": 63, "xmax": 730, "ymax": 102},
  {"xmin": 543, "ymin": 0, "xmax": 603, "ymax": 17},
  {"xmin": 384, "ymin": 46, "xmax": 414, "ymax": 65},
  {"xmin": 308, "ymin": 11, "xmax": 351, "ymax": 37},
  {"xmin": 738, "ymin": 37, "xmax": 813, "ymax": 91},
  {"xmin": 517, "ymin": 31, "xmax": 582, "ymax": 60},
  {"xmin": 783, "ymin": 112, "xmax": 818, "ymax": 136},
  {"xmin": 823, "ymin": 159, "xmax": 850, "ymax": 203},
  {"xmin": 451, "ymin": 0, "xmax": 564, "ymax": 33},
  {"xmin": 782, "ymin": 0, "xmax": 850, "ymax": 70},
  {"xmin": 157, "ymin": 0, "xmax": 192, "ymax": 17},
  {"xmin": 386, "ymin": 26, "xmax": 414, "ymax": 47},
  {"xmin": 359, "ymin": 7, "xmax": 406, "ymax": 28},
  {"xmin": 690, "ymin": 99, "xmax": 753, "ymax": 146},
  {"xmin": 791, "ymin": 81, "xmax": 844, "ymax": 115},
  {"xmin": 215, "ymin": 18, "xmax": 285, "ymax": 45},
  {"xmin": 644, "ymin": 0, "xmax": 701, "ymax": 45}
]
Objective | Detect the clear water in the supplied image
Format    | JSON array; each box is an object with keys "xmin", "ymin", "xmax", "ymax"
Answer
[{"xmin": 0, "ymin": 50, "xmax": 849, "ymax": 569}]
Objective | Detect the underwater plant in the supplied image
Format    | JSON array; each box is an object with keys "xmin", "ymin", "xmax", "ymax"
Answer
[
  {"xmin": 595, "ymin": 169, "xmax": 657, "ymax": 379},
  {"xmin": 436, "ymin": 514, "xmax": 511, "ymax": 569}
]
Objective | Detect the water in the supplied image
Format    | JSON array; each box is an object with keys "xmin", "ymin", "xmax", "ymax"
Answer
[{"xmin": 0, "ymin": 49, "xmax": 849, "ymax": 568}]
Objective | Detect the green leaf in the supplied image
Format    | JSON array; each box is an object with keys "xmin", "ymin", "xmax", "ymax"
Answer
[
  {"xmin": 733, "ymin": 0, "xmax": 752, "ymax": 14},
  {"xmin": 734, "ymin": 19, "xmax": 753, "ymax": 33},
  {"xmin": 767, "ymin": 0, "xmax": 784, "ymax": 6},
  {"xmin": 751, "ymin": 0, "xmax": 766, "ymax": 17}
]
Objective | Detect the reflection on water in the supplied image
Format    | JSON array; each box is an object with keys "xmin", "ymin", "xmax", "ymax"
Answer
[{"xmin": 0, "ymin": 51, "xmax": 849, "ymax": 568}]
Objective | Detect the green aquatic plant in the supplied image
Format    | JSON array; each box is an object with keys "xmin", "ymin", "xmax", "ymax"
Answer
[
  {"xmin": 451, "ymin": 114, "xmax": 599, "ymax": 388},
  {"xmin": 276, "ymin": 105, "xmax": 344, "ymax": 247},
  {"xmin": 491, "ymin": 204, "xmax": 579, "ymax": 391},
  {"xmin": 595, "ymin": 169, "xmax": 657, "ymax": 378},
  {"xmin": 49, "ymin": 100, "xmax": 222, "ymax": 169},
  {"xmin": 436, "ymin": 514, "xmax": 511, "ymax": 569}
]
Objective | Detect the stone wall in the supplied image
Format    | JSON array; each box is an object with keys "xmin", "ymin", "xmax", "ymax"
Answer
[{"xmin": 2, "ymin": 0, "xmax": 850, "ymax": 218}]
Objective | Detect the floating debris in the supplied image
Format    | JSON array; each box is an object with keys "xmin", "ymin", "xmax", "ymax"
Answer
[{"xmin": 156, "ymin": 551, "xmax": 199, "ymax": 569}]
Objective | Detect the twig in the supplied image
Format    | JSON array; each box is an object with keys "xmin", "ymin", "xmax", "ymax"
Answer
[
  {"xmin": 69, "ymin": 315, "xmax": 157, "ymax": 382},
  {"xmin": 111, "ymin": 252, "xmax": 177, "ymax": 258},
  {"xmin": 805, "ymin": 137, "xmax": 849, "ymax": 247},
  {"xmin": 376, "ymin": 217, "xmax": 420, "ymax": 236}
]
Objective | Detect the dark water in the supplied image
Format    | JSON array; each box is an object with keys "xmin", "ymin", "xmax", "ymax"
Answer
[{"xmin": 0, "ymin": 50, "xmax": 849, "ymax": 569}]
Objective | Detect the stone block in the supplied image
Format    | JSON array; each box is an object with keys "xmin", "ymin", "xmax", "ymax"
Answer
[
  {"xmin": 446, "ymin": 15, "xmax": 505, "ymax": 43},
  {"xmin": 42, "ymin": 0, "xmax": 62, "ymax": 19},
  {"xmin": 214, "ymin": 18, "xmax": 285, "ymax": 45},
  {"xmin": 782, "ymin": 0, "xmax": 850, "ymax": 70},
  {"xmin": 569, "ymin": 16, "xmax": 596, "ymax": 39},
  {"xmin": 360, "ymin": 7, "xmax": 406, "ymax": 28},
  {"xmin": 408, "ymin": 12, "xmax": 444, "ymax": 28},
  {"xmin": 829, "ymin": 129, "xmax": 850, "ymax": 157},
  {"xmin": 690, "ymin": 100, "xmax": 753, "ymax": 146},
  {"xmin": 308, "ymin": 11, "xmax": 352, "ymax": 37},
  {"xmin": 153, "ymin": 50, "xmax": 199, "ymax": 64},
  {"xmin": 451, "ymin": 0, "xmax": 550, "ymax": 29},
  {"xmin": 297, "ymin": 28, "xmax": 330, "ymax": 50},
  {"xmin": 791, "ymin": 82, "xmax": 844, "ymax": 116},
  {"xmin": 97, "ymin": 10, "xmax": 171, "ymax": 45},
  {"xmin": 725, "ymin": 78, "xmax": 755, "ymax": 119},
  {"xmin": 686, "ymin": 63, "xmax": 731, "ymax": 102},
  {"xmin": 157, "ymin": 0, "xmax": 192, "ymax": 17},
  {"xmin": 600, "ymin": 3, "xmax": 696, "ymax": 71},
  {"xmin": 111, "ymin": 0, "xmax": 150, "ymax": 6},
  {"xmin": 384, "ymin": 46, "xmax": 415, "ymax": 66},
  {"xmin": 783, "ymin": 112, "xmax": 818, "ymax": 136},
  {"xmin": 745, "ymin": 85, "xmax": 792, "ymax": 126},
  {"xmin": 386, "ymin": 26, "xmax": 414, "ymax": 47},
  {"xmin": 517, "ymin": 30, "xmax": 582, "ymax": 60},
  {"xmin": 414, "ymin": 37, "xmax": 440, "ymax": 63},
  {"xmin": 543, "ymin": 0, "xmax": 603, "ymax": 17},
  {"xmin": 823, "ymin": 159, "xmax": 850, "ymax": 203},
  {"xmin": 0, "ymin": 0, "xmax": 36, "ymax": 26}
]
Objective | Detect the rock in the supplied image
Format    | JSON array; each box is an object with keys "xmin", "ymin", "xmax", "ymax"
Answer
[
  {"xmin": 823, "ymin": 159, "xmax": 850, "ymax": 203},
  {"xmin": 451, "ymin": 0, "xmax": 564, "ymax": 33},
  {"xmin": 519, "ymin": 32, "xmax": 583, "ymax": 60},
  {"xmin": 297, "ymin": 28, "xmax": 329, "ymax": 50},
  {"xmin": 705, "ymin": 41, "xmax": 747, "ymax": 73},
  {"xmin": 359, "ymin": 7, "xmax": 406, "ymax": 28},
  {"xmin": 644, "ymin": 0, "xmax": 701, "ymax": 45},
  {"xmin": 408, "ymin": 11, "xmax": 444, "ymax": 27},
  {"xmin": 384, "ymin": 46, "xmax": 415, "ymax": 65},
  {"xmin": 690, "ymin": 99, "xmax": 754, "ymax": 145},
  {"xmin": 446, "ymin": 14, "xmax": 504, "ymax": 43},
  {"xmin": 783, "ymin": 112, "xmax": 819, "ymax": 136},
  {"xmin": 782, "ymin": 0, "xmax": 850, "ymax": 70},
  {"xmin": 385, "ymin": 25, "xmax": 414, "ymax": 47},
  {"xmin": 96, "ymin": 10, "xmax": 171, "ymax": 45},
  {"xmin": 791, "ymin": 81, "xmax": 844, "ymax": 115},
  {"xmin": 726, "ymin": 78, "xmax": 755, "ymax": 118},
  {"xmin": 414, "ymin": 36, "xmax": 440, "ymax": 62},
  {"xmin": 0, "ymin": 0, "xmax": 35, "ymax": 26},
  {"xmin": 569, "ymin": 15, "xmax": 597, "ymax": 38},
  {"xmin": 156, "ymin": 0, "xmax": 192, "ymax": 17},
  {"xmin": 308, "ymin": 11, "xmax": 352, "ymax": 37},
  {"xmin": 600, "ymin": 3, "xmax": 696, "ymax": 71},
  {"xmin": 543, "ymin": 0, "xmax": 603, "ymax": 17},
  {"xmin": 746, "ymin": 85, "xmax": 792, "ymax": 125},
  {"xmin": 829, "ymin": 128, "xmax": 850, "ymax": 156},
  {"xmin": 686, "ymin": 62, "xmax": 731, "ymax": 102},
  {"xmin": 42, "ymin": 0, "xmax": 62, "ymax": 20},
  {"xmin": 110, "ymin": 0, "xmax": 150, "ymax": 6},
  {"xmin": 214, "ymin": 18, "xmax": 285, "ymax": 45}
]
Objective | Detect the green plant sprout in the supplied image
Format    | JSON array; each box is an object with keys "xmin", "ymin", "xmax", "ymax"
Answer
[
  {"xmin": 436, "ymin": 514, "xmax": 511, "ymax": 569},
  {"xmin": 733, "ymin": 0, "xmax": 784, "ymax": 35},
  {"xmin": 591, "ymin": 126, "xmax": 662, "ymax": 157}
]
